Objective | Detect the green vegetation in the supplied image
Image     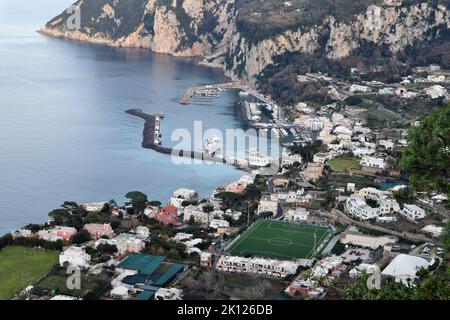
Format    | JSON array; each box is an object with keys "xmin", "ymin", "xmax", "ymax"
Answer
[
  {"xmin": 345, "ymin": 269, "xmax": 450, "ymax": 300},
  {"xmin": 235, "ymin": 0, "xmax": 376, "ymax": 43},
  {"xmin": 400, "ymin": 106, "xmax": 450, "ymax": 197},
  {"xmin": 227, "ymin": 220, "xmax": 330, "ymax": 260},
  {"xmin": 35, "ymin": 272, "xmax": 104, "ymax": 299},
  {"xmin": 0, "ymin": 246, "xmax": 59, "ymax": 299},
  {"xmin": 328, "ymin": 156, "xmax": 361, "ymax": 173}
]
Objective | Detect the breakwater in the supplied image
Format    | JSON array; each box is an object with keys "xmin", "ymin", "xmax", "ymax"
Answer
[{"xmin": 126, "ymin": 109, "xmax": 247, "ymax": 167}]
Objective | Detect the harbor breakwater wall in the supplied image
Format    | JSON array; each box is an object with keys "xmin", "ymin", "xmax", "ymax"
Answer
[{"xmin": 126, "ymin": 109, "xmax": 235, "ymax": 166}]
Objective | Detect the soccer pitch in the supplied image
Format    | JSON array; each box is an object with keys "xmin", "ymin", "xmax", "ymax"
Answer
[
  {"xmin": 0, "ymin": 246, "xmax": 59, "ymax": 299},
  {"xmin": 227, "ymin": 220, "xmax": 331, "ymax": 260}
]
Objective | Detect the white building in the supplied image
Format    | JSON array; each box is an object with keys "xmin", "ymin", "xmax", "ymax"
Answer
[
  {"xmin": 257, "ymin": 195, "xmax": 280, "ymax": 215},
  {"xmin": 357, "ymin": 187, "xmax": 400, "ymax": 214},
  {"xmin": 381, "ymin": 254, "xmax": 429, "ymax": 285},
  {"xmin": 135, "ymin": 226, "xmax": 150, "ymax": 239},
  {"xmin": 421, "ymin": 225, "xmax": 444, "ymax": 238},
  {"xmin": 170, "ymin": 188, "xmax": 198, "ymax": 209},
  {"xmin": 154, "ymin": 288, "xmax": 184, "ymax": 300},
  {"xmin": 360, "ymin": 157, "xmax": 386, "ymax": 170},
  {"xmin": 82, "ymin": 202, "xmax": 107, "ymax": 212},
  {"xmin": 349, "ymin": 264, "xmax": 380, "ymax": 278},
  {"xmin": 340, "ymin": 227, "xmax": 397, "ymax": 249},
  {"xmin": 284, "ymin": 208, "xmax": 309, "ymax": 222},
  {"xmin": 400, "ymin": 204, "xmax": 426, "ymax": 221},
  {"xmin": 350, "ymin": 84, "xmax": 370, "ymax": 93},
  {"xmin": 345, "ymin": 195, "xmax": 383, "ymax": 220},
  {"xmin": 209, "ymin": 219, "xmax": 230, "ymax": 229},
  {"xmin": 216, "ymin": 256, "xmax": 299, "ymax": 278},
  {"xmin": 59, "ymin": 246, "xmax": 91, "ymax": 269},
  {"xmin": 11, "ymin": 229, "xmax": 32, "ymax": 239},
  {"xmin": 184, "ymin": 205, "xmax": 214, "ymax": 225},
  {"xmin": 96, "ymin": 233, "xmax": 145, "ymax": 255},
  {"xmin": 424, "ymin": 85, "xmax": 447, "ymax": 99},
  {"xmin": 282, "ymin": 152, "xmax": 302, "ymax": 167}
]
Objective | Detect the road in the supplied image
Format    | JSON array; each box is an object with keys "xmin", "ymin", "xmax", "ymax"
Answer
[{"xmin": 320, "ymin": 209, "xmax": 436, "ymax": 244}]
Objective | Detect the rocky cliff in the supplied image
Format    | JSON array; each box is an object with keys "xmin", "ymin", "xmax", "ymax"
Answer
[{"xmin": 41, "ymin": 0, "xmax": 450, "ymax": 84}]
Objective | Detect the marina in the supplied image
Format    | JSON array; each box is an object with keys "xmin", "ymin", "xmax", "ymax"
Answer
[{"xmin": 126, "ymin": 109, "xmax": 279, "ymax": 170}]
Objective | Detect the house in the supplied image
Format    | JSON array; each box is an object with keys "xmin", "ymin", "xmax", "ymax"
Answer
[
  {"xmin": 226, "ymin": 181, "xmax": 248, "ymax": 194},
  {"xmin": 381, "ymin": 254, "xmax": 429, "ymax": 285},
  {"xmin": 340, "ymin": 227, "xmax": 397, "ymax": 249},
  {"xmin": 257, "ymin": 195, "xmax": 280, "ymax": 215},
  {"xmin": 281, "ymin": 152, "xmax": 302, "ymax": 167},
  {"xmin": 135, "ymin": 226, "xmax": 150, "ymax": 239},
  {"xmin": 84, "ymin": 223, "xmax": 115, "ymax": 240},
  {"xmin": 286, "ymin": 255, "xmax": 344, "ymax": 297},
  {"xmin": 424, "ymin": 85, "xmax": 447, "ymax": 99},
  {"xmin": 350, "ymin": 84, "xmax": 370, "ymax": 93},
  {"xmin": 313, "ymin": 153, "xmax": 329, "ymax": 164},
  {"xmin": 11, "ymin": 229, "xmax": 33, "ymax": 239},
  {"xmin": 59, "ymin": 246, "xmax": 91, "ymax": 269},
  {"xmin": 273, "ymin": 178, "xmax": 289, "ymax": 188},
  {"xmin": 284, "ymin": 208, "xmax": 309, "ymax": 222},
  {"xmin": 305, "ymin": 162, "xmax": 325, "ymax": 181},
  {"xmin": 154, "ymin": 288, "xmax": 184, "ymax": 300},
  {"xmin": 360, "ymin": 157, "xmax": 386, "ymax": 170},
  {"xmin": 143, "ymin": 205, "xmax": 159, "ymax": 218},
  {"xmin": 200, "ymin": 252, "xmax": 214, "ymax": 267},
  {"xmin": 170, "ymin": 188, "xmax": 198, "ymax": 208},
  {"xmin": 184, "ymin": 205, "xmax": 214, "ymax": 225},
  {"xmin": 51, "ymin": 226, "xmax": 77, "ymax": 241},
  {"xmin": 154, "ymin": 205, "xmax": 180, "ymax": 227},
  {"xmin": 96, "ymin": 234, "xmax": 145, "ymax": 255},
  {"xmin": 346, "ymin": 183, "xmax": 356, "ymax": 193},
  {"xmin": 421, "ymin": 225, "xmax": 444, "ymax": 238},
  {"xmin": 38, "ymin": 226, "xmax": 76, "ymax": 242},
  {"xmin": 400, "ymin": 204, "xmax": 426, "ymax": 221},
  {"xmin": 82, "ymin": 202, "xmax": 107, "ymax": 212},
  {"xmin": 209, "ymin": 219, "xmax": 230, "ymax": 229},
  {"xmin": 110, "ymin": 286, "xmax": 130, "ymax": 300},
  {"xmin": 216, "ymin": 256, "xmax": 299, "ymax": 278},
  {"xmin": 349, "ymin": 264, "xmax": 380, "ymax": 278},
  {"xmin": 345, "ymin": 195, "xmax": 383, "ymax": 220},
  {"xmin": 357, "ymin": 187, "xmax": 400, "ymax": 214}
]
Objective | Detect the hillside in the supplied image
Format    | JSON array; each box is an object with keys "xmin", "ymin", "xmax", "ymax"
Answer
[{"xmin": 41, "ymin": 0, "xmax": 450, "ymax": 84}]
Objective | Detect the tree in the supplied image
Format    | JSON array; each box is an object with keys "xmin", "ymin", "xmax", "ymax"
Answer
[
  {"xmin": 400, "ymin": 106, "xmax": 450, "ymax": 197},
  {"xmin": 97, "ymin": 243, "xmax": 118, "ymax": 255},
  {"xmin": 71, "ymin": 229, "xmax": 92, "ymax": 245},
  {"xmin": 202, "ymin": 204, "xmax": 214, "ymax": 214},
  {"xmin": 125, "ymin": 191, "xmax": 148, "ymax": 214}
]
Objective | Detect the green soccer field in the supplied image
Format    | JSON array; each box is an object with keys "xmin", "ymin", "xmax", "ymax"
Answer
[
  {"xmin": 0, "ymin": 246, "xmax": 59, "ymax": 299},
  {"xmin": 227, "ymin": 220, "xmax": 330, "ymax": 260}
]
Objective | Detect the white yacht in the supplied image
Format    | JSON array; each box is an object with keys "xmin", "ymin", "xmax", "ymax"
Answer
[{"xmin": 203, "ymin": 136, "xmax": 222, "ymax": 156}]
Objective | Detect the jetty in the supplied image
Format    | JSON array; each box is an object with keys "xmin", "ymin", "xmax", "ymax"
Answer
[
  {"xmin": 179, "ymin": 82, "xmax": 275, "ymax": 106},
  {"xmin": 126, "ymin": 109, "xmax": 251, "ymax": 168}
]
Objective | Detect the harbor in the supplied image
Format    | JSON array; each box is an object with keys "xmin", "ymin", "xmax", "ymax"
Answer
[{"xmin": 126, "ymin": 109, "xmax": 278, "ymax": 170}]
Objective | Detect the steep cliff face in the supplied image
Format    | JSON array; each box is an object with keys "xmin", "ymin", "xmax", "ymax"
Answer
[{"xmin": 41, "ymin": 0, "xmax": 450, "ymax": 84}]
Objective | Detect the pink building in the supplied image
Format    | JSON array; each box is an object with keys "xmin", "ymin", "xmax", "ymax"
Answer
[
  {"xmin": 225, "ymin": 181, "xmax": 247, "ymax": 194},
  {"xmin": 84, "ymin": 223, "xmax": 115, "ymax": 239},
  {"xmin": 38, "ymin": 226, "xmax": 77, "ymax": 241},
  {"xmin": 54, "ymin": 226, "xmax": 77, "ymax": 241},
  {"xmin": 154, "ymin": 205, "xmax": 180, "ymax": 227}
]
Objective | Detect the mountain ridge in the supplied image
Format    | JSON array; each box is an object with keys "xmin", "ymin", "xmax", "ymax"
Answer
[{"xmin": 41, "ymin": 0, "xmax": 450, "ymax": 85}]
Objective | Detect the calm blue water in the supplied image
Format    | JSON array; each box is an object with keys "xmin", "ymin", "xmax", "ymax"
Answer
[{"xmin": 0, "ymin": 0, "xmax": 245, "ymax": 234}]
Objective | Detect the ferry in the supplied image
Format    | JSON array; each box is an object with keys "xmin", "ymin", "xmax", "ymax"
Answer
[
  {"xmin": 247, "ymin": 149, "xmax": 272, "ymax": 167},
  {"xmin": 203, "ymin": 136, "xmax": 222, "ymax": 157}
]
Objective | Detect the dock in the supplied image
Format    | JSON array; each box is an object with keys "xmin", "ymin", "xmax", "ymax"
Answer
[{"xmin": 126, "ymin": 109, "xmax": 252, "ymax": 169}]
